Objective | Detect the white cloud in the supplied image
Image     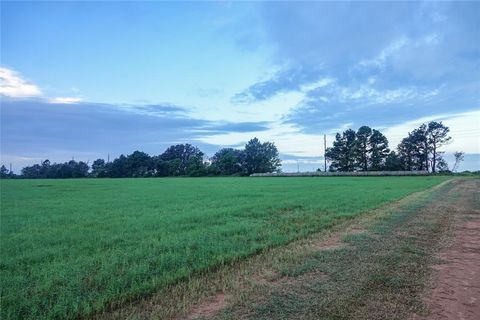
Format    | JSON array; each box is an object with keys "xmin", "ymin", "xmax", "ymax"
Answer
[
  {"xmin": 0, "ymin": 67, "xmax": 42, "ymax": 97},
  {"xmin": 357, "ymin": 33, "xmax": 441, "ymax": 72},
  {"xmin": 49, "ymin": 97, "xmax": 82, "ymax": 104},
  {"xmin": 337, "ymin": 85, "xmax": 438, "ymax": 105},
  {"xmin": 300, "ymin": 77, "xmax": 335, "ymax": 92},
  {"xmin": 358, "ymin": 37, "xmax": 409, "ymax": 70},
  {"xmin": 189, "ymin": 89, "xmax": 306, "ymax": 123},
  {"xmin": 0, "ymin": 67, "xmax": 83, "ymax": 104}
]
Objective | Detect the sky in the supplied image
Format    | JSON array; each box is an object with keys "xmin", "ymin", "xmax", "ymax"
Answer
[{"xmin": 1, "ymin": 1, "xmax": 479, "ymax": 172}]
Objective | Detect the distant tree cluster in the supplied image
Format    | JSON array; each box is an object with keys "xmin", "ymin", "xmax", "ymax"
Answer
[
  {"xmin": 20, "ymin": 160, "xmax": 89, "ymax": 179},
  {"xmin": 5, "ymin": 138, "xmax": 281, "ymax": 179},
  {"xmin": 326, "ymin": 121, "xmax": 453, "ymax": 173},
  {"xmin": 0, "ymin": 165, "xmax": 15, "ymax": 179},
  {"xmin": 326, "ymin": 126, "xmax": 389, "ymax": 172}
]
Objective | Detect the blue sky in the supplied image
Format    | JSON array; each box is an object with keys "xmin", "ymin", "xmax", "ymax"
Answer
[{"xmin": 1, "ymin": 1, "xmax": 479, "ymax": 172}]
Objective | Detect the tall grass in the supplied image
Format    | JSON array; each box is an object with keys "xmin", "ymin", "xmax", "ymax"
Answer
[{"xmin": 0, "ymin": 177, "xmax": 447, "ymax": 319}]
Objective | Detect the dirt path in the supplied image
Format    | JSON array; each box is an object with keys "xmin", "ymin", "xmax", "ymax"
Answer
[{"xmin": 418, "ymin": 180, "xmax": 480, "ymax": 320}]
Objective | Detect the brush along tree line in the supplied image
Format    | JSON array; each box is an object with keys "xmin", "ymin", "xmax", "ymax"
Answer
[{"xmin": 1, "ymin": 121, "xmax": 457, "ymax": 178}]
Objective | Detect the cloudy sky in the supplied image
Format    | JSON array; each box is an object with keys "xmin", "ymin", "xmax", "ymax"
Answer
[{"xmin": 1, "ymin": 1, "xmax": 479, "ymax": 172}]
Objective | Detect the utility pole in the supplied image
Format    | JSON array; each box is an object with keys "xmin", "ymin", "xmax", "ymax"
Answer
[
  {"xmin": 9, "ymin": 163, "xmax": 12, "ymax": 174},
  {"xmin": 324, "ymin": 134, "xmax": 327, "ymax": 172},
  {"xmin": 107, "ymin": 154, "xmax": 110, "ymax": 163}
]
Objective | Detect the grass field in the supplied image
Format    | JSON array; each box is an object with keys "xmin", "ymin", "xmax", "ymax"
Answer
[{"xmin": 0, "ymin": 177, "xmax": 448, "ymax": 319}]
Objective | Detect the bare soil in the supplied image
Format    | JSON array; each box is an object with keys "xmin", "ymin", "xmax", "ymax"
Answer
[{"xmin": 417, "ymin": 181, "xmax": 480, "ymax": 320}]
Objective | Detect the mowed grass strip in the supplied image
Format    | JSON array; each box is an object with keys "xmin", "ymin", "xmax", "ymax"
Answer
[{"xmin": 0, "ymin": 177, "xmax": 447, "ymax": 319}]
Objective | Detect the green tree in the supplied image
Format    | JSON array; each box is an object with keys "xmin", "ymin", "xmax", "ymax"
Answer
[
  {"xmin": 384, "ymin": 151, "xmax": 404, "ymax": 171},
  {"xmin": 397, "ymin": 137, "xmax": 414, "ymax": 171},
  {"xmin": 397, "ymin": 122, "xmax": 451, "ymax": 173},
  {"xmin": 91, "ymin": 159, "xmax": 107, "ymax": 177},
  {"xmin": 186, "ymin": 156, "xmax": 207, "ymax": 176},
  {"xmin": 41, "ymin": 159, "xmax": 51, "ymax": 178},
  {"xmin": 326, "ymin": 129, "xmax": 357, "ymax": 172},
  {"xmin": 243, "ymin": 138, "xmax": 281, "ymax": 175},
  {"xmin": 152, "ymin": 157, "xmax": 169, "ymax": 177},
  {"xmin": 21, "ymin": 164, "xmax": 42, "ymax": 178},
  {"xmin": 210, "ymin": 148, "xmax": 245, "ymax": 175},
  {"xmin": 125, "ymin": 151, "xmax": 153, "ymax": 177},
  {"xmin": 326, "ymin": 133, "xmax": 344, "ymax": 171},
  {"xmin": 20, "ymin": 160, "xmax": 89, "ymax": 178},
  {"xmin": 369, "ymin": 129, "xmax": 390, "ymax": 170},
  {"xmin": 108, "ymin": 155, "xmax": 128, "ymax": 177},
  {"xmin": 398, "ymin": 124, "xmax": 428, "ymax": 171},
  {"xmin": 427, "ymin": 121, "xmax": 451, "ymax": 173},
  {"xmin": 436, "ymin": 157, "xmax": 450, "ymax": 173},
  {"xmin": 161, "ymin": 144, "xmax": 204, "ymax": 176},
  {"xmin": 355, "ymin": 126, "xmax": 372, "ymax": 171},
  {"xmin": 411, "ymin": 124, "xmax": 429, "ymax": 171},
  {"xmin": 0, "ymin": 165, "xmax": 8, "ymax": 178}
]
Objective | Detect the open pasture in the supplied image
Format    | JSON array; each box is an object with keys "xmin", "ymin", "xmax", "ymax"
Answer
[{"xmin": 0, "ymin": 176, "xmax": 447, "ymax": 319}]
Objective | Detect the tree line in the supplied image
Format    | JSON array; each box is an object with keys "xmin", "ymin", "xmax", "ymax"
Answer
[
  {"xmin": 325, "ymin": 121, "xmax": 455, "ymax": 173},
  {"xmin": 0, "ymin": 121, "xmax": 466, "ymax": 179},
  {"xmin": 2, "ymin": 138, "xmax": 281, "ymax": 179}
]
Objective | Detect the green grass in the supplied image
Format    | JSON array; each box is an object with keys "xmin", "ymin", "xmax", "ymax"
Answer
[{"xmin": 0, "ymin": 176, "xmax": 448, "ymax": 319}]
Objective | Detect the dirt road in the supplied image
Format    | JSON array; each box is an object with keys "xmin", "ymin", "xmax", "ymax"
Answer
[{"xmin": 419, "ymin": 179, "xmax": 480, "ymax": 320}]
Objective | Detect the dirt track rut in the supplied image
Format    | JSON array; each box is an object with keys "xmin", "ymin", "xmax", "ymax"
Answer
[{"xmin": 419, "ymin": 179, "xmax": 480, "ymax": 320}]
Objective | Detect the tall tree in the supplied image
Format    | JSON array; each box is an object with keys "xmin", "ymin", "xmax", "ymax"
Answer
[
  {"xmin": 151, "ymin": 157, "xmax": 169, "ymax": 177},
  {"xmin": 397, "ymin": 137, "xmax": 414, "ymax": 171},
  {"xmin": 160, "ymin": 144, "xmax": 205, "ymax": 176},
  {"xmin": 369, "ymin": 129, "xmax": 390, "ymax": 170},
  {"xmin": 326, "ymin": 129, "xmax": 361, "ymax": 172},
  {"xmin": 41, "ymin": 159, "xmax": 51, "ymax": 178},
  {"xmin": 211, "ymin": 148, "xmax": 245, "ymax": 175},
  {"xmin": 325, "ymin": 133, "xmax": 345, "ymax": 171},
  {"xmin": 384, "ymin": 151, "xmax": 404, "ymax": 171},
  {"xmin": 343, "ymin": 129, "xmax": 357, "ymax": 171},
  {"xmin": 411, "ymin": 124, "xmax": 429, "ymax": 171},
  {"xmin": 21, "ymin": 164, "xmax": 42, "ymax": 178},
  {"xmin": 398, "ymin": 124, "xmax": 428, "ymax": 171},
  {"xmin": 108, "ymin": 155, "xmax": 128, "ymax": 177},
  {"xmin": 0, "ymin": 165, "xmax": 8, "ymax": 178},
  {"xmin": 243, "ymin": 138, "xmax": 281, "ymax": 175},
  {"xmin": 355, "ymin": 126, "xmax": 372, "ymax": 171},
  {"xmin": 125, "ymin": 151, "xmax": 153, "ymax": 177},
  {"xmin": 427, "ymin": 121, "xmax": 451, "ymax": 173},
  {"xmin": 91, "ymin": 159, "xmax": 107, "ymax": 177},
  {"xmin": 436, "ymin": 157, "xmax": 450, "ymax": 173}
]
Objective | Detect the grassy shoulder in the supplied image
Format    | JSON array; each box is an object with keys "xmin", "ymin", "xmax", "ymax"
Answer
[{"xmin": 0, "ymin": 177, "xmax": 448, "ymax": 319}]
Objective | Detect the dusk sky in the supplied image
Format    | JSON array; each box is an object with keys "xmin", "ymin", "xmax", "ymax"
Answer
[{"xmin": 1, "ymin": 1, "xmax": 479, "ymax": 172}]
